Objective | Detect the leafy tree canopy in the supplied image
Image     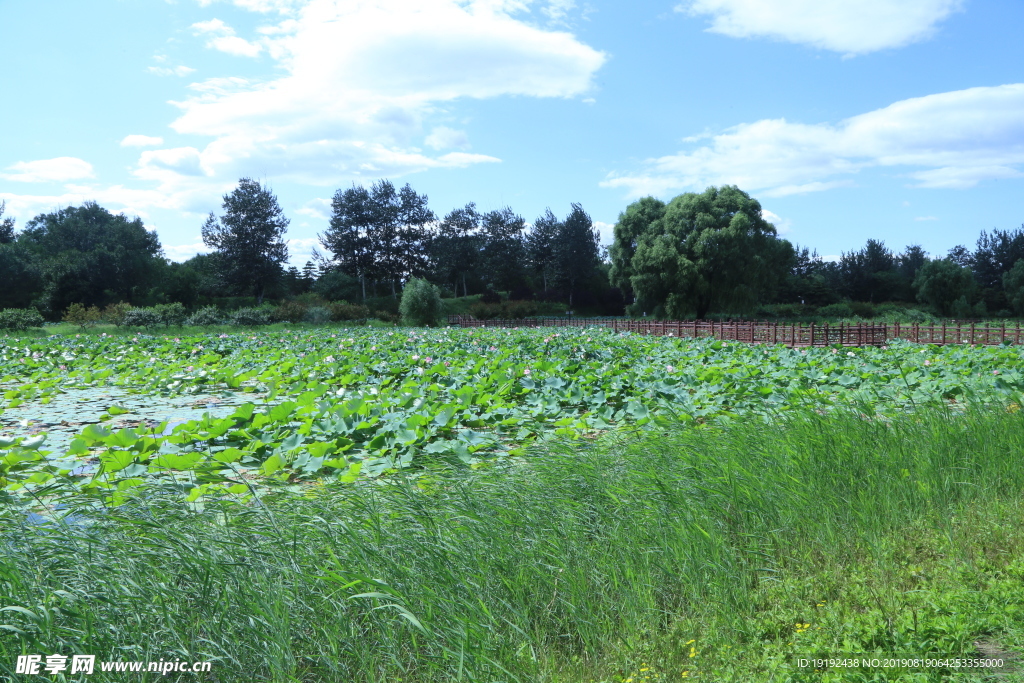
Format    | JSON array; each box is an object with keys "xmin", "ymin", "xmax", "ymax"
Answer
[
  {"xmin": 20, "ymin": 202, "xmax": 163, "ymax": 313},
  {"xmin": 913, "ymin": 259, "xmax": 977, "ymax": 317},
  {"xmin": 616, "ymin": 186, "xmax": 793, "ymax": 318}
]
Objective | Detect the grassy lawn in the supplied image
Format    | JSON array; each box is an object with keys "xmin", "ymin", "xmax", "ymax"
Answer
[{"xmin": 3, "ymin": 406, "xmax": 1023, "ymax": 681}]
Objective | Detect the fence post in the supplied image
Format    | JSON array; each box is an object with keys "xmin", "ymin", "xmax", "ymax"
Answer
[{"xmin": 971, "ymin": 322, "xmax": 976, "ymax": 345}]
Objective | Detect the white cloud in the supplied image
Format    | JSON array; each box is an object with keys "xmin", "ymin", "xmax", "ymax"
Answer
[
  {"xmin": 425, "ymin": 126, "xmax": 471, "ymax": 151},
  {"xmin": 164, "ymin": 238, "xmax": 210, "ymax": 262},
  {"xmin": 192, "ymin": 18, "xmax": 263, "ymax": 57},
  {"xmin": 603, "ymin": 84, "xmax": 1024, "ymax": 198},
  {"xmin": 760, "ymin": 209, "xmax": 791, "ymax": 234},
  {"xmin": 678, "ymin": 0, "xmax": 964, "ymax": 55},
  {"xmin": 287, "ymin": 236, "xmax": 319, "ymax": 265},
  {"xmin": 121, "ymin": 135, "xmax": 166, "ymax": 147},
  {"xmin": 593, "ymin": 220, "xmax": 614, "ymax": 246},
  {"xmin": 148, "ymin": 65, "xmax": 197, "ymax": 77},
  {"xmin": 1, "ymin": 157, "xmax": 95, "ymax": 183},
  {"xmin": 95, "ymin": 0, "xmax": 602, "ymax": 220}
]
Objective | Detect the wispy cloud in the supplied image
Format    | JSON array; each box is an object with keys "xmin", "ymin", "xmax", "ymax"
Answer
[
  {"xmin": 603, "ymin": 84, "xmax": 1024, "ymax": 198},
  {"xmin": 1, "ymin": 157, "xmax": 95, "ymax": 183},
  {"xmin": 677, "ymin": 0, "xmax": 964, "ymax": 55},
  {"xmin": 121, "ymin": 135, "xmax": 165, "ymax": 148}
]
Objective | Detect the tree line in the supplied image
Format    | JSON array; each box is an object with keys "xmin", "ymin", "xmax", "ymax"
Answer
[{"xmin": 2, "ymin": 181, "xmax": 1023, "ymax": 322}]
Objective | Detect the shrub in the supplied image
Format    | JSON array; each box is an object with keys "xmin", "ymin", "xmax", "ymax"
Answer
[
  {"xmin": 501, "ymin": 300, "xmax": 538, "ymax": 319},
  {"xmin": 103, "ymin": 301, "xmax": 132, "ymax": 327},
  {"xmin": 304, "ymin": 306, "xmax": 331, "ymax": 324},
  {"xmin": 399, "ymin": 278, "xmax": 444, "ymax": 327},
  {"xmin": 848, "ymin": 301, "xmax": 876, "ymax": 319},
  {"xmin": 62, "ymin": 303, "xmax": 102, "ymax": 330},
  {"xmin": 0, "ymin": 308, "xmax": 44, "ymax": 331},
  {"xmin": 229, "ymin": 307, "xmax": 272, "ymax": 326},
  {"xmin": 153, "ymin": 302, "xmax": 187, "ymax": 327},
  {"xmin": 373, "ymin": 311, "xmax": 401, "ymax": 325},
  {"xmin": 467, "ymin": 302, "xmax": 502, "ymax": 320},
  {"xmin": 480, "ymin": 289, "xmax": 501, "ymax": 304},
  {"xmin": 817, "ymin": 302, "xmax": 854, "ymax": 319},
  {"xmin": 272, "ymin": 300, "xmax": 307, "ymax": 324},
  {"xmin": 186, "ymin": 306, "xmax": 223, "ymax": 326},
  {"xmin": 122, "ymin": 308, "xmax": 162, "ymax": 329},
  {"xmin": 328, "ymin": 302, "xmax": 370, "ymax": 322}
]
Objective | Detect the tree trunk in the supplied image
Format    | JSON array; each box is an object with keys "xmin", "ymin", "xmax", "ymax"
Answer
[
  {"xmin": 360, "ymin": 273, "xmax": 366, "ymax": 302},
  {"xmin": 392, "ymin": 279, "xmax": 397, "ymax": 299}
]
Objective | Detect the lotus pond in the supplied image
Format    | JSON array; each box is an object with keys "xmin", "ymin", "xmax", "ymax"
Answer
[{"xmin": 2, "ymin": 327, "xmax": 1022, "ymax": 509}]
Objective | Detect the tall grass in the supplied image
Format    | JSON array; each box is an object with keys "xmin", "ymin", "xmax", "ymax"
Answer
[{"xmin": 2, "ymin": 407, "xmax": 1024, "ymax": 681}]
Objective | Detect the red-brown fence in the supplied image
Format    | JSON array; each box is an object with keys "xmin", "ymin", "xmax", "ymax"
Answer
[{"xmin": 446, "ymin": 315, "xmax": 1024, "ymax": 348}]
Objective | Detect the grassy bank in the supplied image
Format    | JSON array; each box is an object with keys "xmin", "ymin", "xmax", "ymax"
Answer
[{"xmin": 3, "ymin": 407, "xmax": 1024, "ymax": 681}]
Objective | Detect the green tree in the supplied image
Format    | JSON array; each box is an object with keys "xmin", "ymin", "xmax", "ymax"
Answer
[
  {"xmin": 617, "ymin": 186, "xmax": 792, "ymax": 319},
  {"xmin": 20, "ymin": 202, "xmax": 163, "ymax": 314},
  {"xmin": 320, "ymin": 180, "xmax": 435, "ymax": 299},
  {"xmin": 527, "ymin": 208, "xmax": 561, "ymax": 292},
  {"xmin": 552, "ymin": 203, "xmax": 600, "ymax": 308},
  {"xmin": 608, "ymin": 196, "xmax": 666, "ymax": 304},
  {"xmin": 0, "ymin": 242, "xmax": 41, "ymax": 309},
  {"xmin": 0, "ymin": 200, "xmax": 15, "ymax": 244},
  {"xmin": 1002, "ymin": 260, "xmax": 1024, "ymax": 316},
  {"xmin": 839, "ymin": 239, "xmax": 900, "ymax": 302},
  {"xmin": 432, "ymin": 203, "xmax": 482, "ymax": 297},
  {"xmin": 480, "ymin": 207, "xmax": 527, "ymax": 293},
  {"xmin": 399, "ymin": 277, "xmax": 443, "ymax": 327},
  {"xmin": 202, "ymin": 178, "xmax": 289, "ymax": 305},
  {"xmin": 913, "ymin": 259, "xmax": 976, "ymax": 316}
]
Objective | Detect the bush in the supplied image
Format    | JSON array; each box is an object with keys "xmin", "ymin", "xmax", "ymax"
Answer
[
  {"xmin": 501, "ymin": 300, "xmax": 538, "ymax": 319},
  {"xmin": 480, "ymin": 289, "xmax": 501, "ymax": 304},
  {"xmin": 304, "ymin": 306, "xmax": 331, "ymax": 324},
  {"xmin": 186, "ymin": 306, "xmax": 223, "ymax": 326},
  {"xmin": 103, "ymin": 301, "xmax": 132, "ymax": 327},
  {"xmin": 373, "ymin": 311, "xmax": 401, "ymax": 325},
  {"xmin": 400, "ymin": 278, "xmax": 444, "ymax": 327},
  {"xmin": 0, "ymin": 308, "xmax": 44, "ymax": 331},
  {"xmin": 229, "ymin": 307, "xmax": 272, "ymax": 326},
  {"xmin": 62, "ymin": 303, "xmax": 102, "ymax": 330},
  {"xmin": 272, "ymin": 300, "xmax": 307, "ymax": 324},
  {"xmin": 122, "ymin": 308, "xmax": 162, "ymax": 329},
  {"xmin": 468, "ymin": 302, "xmax": 502, "ymax": 320},
  {"xmin": 328, "ymin": 302, "xmax": 370, "ymax": 322},
  {"xmin": 848, "ymin": 301, "xmax": 876, "ymax": 318},
  {"xmin": 817, "ymin": 303, "xmax": 854, "ymax": 319},
  {"xmin": 153, "ymin": 302, "xmax": 187, "ymax": 327}
]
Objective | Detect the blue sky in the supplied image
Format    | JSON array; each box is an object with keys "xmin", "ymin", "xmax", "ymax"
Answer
[{"xmin": 2, "ymin": 0, "xmax": 1023, "ymax": 265}]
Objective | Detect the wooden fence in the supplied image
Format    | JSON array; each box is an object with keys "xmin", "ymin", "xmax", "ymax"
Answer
[{"xmin": 446, "ymin": 315, "xmax": 1024, "ymax": 348}]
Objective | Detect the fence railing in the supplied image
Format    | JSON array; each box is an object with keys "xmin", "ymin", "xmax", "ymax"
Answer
[{"xmin": 446, "ymin": 315, "xmax": 1024, "ymax": 348}]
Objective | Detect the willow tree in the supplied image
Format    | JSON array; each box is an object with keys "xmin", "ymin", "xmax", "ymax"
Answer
[{"xmin": 612, "ymin": 185, "xmax": 793, "ymax": 319}]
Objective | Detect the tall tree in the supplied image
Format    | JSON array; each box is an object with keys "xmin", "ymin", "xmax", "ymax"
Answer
[
  {"xmin": 0, "ymin": 200, "xmax": 15, "ymax": 244},
  {"xmin": 972, "ymin": 226, "xmax": 1024, "ymax": 290},
  {"xmin": 839, "ymin": 239, "xmax": 898, "ymax": 302},
  {"xmin": 319, "ymin": 180, "xmax": 435, "ymax": 299},
  {"xmin": 552, "ymin": 203, "xmax": 600, "ymax": 308},
  {"xmin": 608, "ymin": 197, "xmax": 667, "ymax": 305},
  {"xmin": 618, "ymin": 186, "xmax": 793, "ymax": 319},
  {"xmin": 20, "ymin": 202, "xmax": 163, "ymax": 313},
  {"xmin": 479, "ymin": 206, "xmax": 527, "ymax": 292},
  {"xmin": 319, "ymin": 185, "xmax": 375, "ymax": 301},
  {"xmin": 202, "ymin": 178, "xmax": 289, "ymax": 305},
  {"xmin": 432, "ymin": 203, "xmax": 482, "ymax": 297},
  {"xmin": 527, "ymin": 208, "xmax": 561, "ymax": 292},
  {"xmin": 914, "ymin": 258, "xmax": 976, "ymax": 316}
]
